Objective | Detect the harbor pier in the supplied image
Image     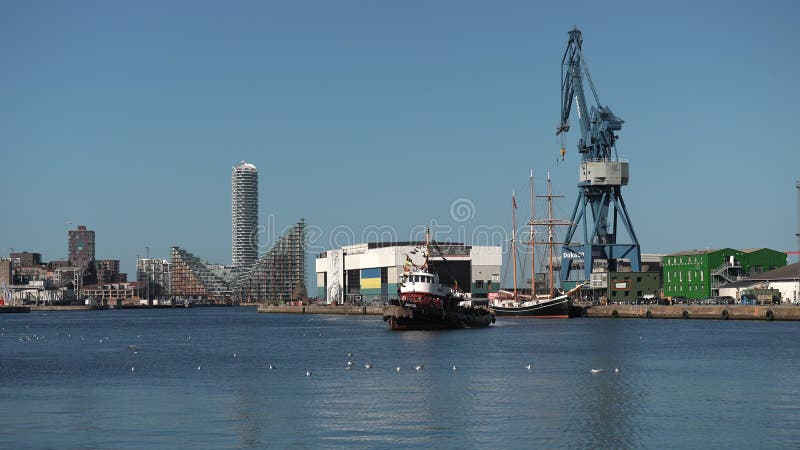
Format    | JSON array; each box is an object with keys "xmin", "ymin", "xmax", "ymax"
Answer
[
  {"xmin": 258, "ymin": 304, "xmax": 382, "ymax": 315},
  {"xmin": 580, "ymin": 304, "xmax": 800, "ymax": 321}
]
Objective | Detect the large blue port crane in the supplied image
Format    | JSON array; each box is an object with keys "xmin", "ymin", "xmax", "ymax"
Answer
[{"xmin": 556, "ymin": 28, "xmax": 641, "ymax": 282}]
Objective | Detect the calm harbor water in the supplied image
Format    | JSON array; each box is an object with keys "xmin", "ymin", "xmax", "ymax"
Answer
[{"xmin": 2, "ymin": 307, "xmax": 799, "ymax": 449}]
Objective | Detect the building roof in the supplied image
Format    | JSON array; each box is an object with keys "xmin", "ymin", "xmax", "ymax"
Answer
[
  {"xmin": 234, "ymin": 161, "xmax": 257, "ymax": 171},
  {"xmin": 749, "ymin": 262, "xmax": 800, "ymax": 281},
  {"xmin": 667, "ymin": 249, "xmax": 721, "ymax": 256},
  {"xmin": 719, "ymin": 279, "xmax": 765, "ymax": 289}
]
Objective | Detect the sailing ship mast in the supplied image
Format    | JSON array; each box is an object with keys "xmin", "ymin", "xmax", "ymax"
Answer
[
  {"xmin": 529, "ymin": 170, "xmax": 535, "ymax": 299},
  {"xmin": 547, "ymin": 172, "xmax": 555, "ymax": 298},
  {"xmin": 512, "ymin": 190, "xmax": 518, "ymax": 300},
  {"xmin": 533, "ymin": 171, "xmax": 571, "ymax": 298}
]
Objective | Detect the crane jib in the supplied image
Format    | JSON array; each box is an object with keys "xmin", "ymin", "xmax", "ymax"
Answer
[{"xmin": 574, "ymin": 95, "xmax": 581, "ymax": 120}]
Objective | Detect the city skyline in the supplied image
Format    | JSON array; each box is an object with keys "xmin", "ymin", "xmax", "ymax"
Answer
[{"xmin": 3, "ymin": 1, "xmax": 800, "ymax": 281}]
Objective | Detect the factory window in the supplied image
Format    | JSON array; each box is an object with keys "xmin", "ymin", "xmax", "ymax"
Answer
[
  {"xmin": 688, "ymin": 271, "xmax": 692, "ymax": 282},
  {"xmin": 700, "ymin": 272, "xmax": 704, "ymax": 282},
  {"xmin": 637, "ymin": 276, "xmax": 642, "ymax": 282},
  {"xmin": 475, "ymin": 280, "xmax": 484, "ymax": 288}
]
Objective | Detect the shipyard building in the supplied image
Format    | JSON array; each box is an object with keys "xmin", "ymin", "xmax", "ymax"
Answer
[
  {"xmin": 662, "ymin": 248, "xmax": 787, "ymax": 299},
  {"xmin": 315, "ymin": 242, "xmax": 502, "ymax": 304}
]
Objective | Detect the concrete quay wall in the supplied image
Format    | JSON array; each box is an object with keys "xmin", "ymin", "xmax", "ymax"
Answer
[
  {"xmin": 585, "ymin": 305, "xmax": 800, "ymax": 321},
  {"xmin": 258, "ymin": 304, "xmax": 383, "ymax": 315},
  {"xmin": 28, "ymin": 305, "xmax": 109, "ymax": 311},
  {"xmin": 0, "ymin": 306, "xmax": 30, "ymax": 313}
]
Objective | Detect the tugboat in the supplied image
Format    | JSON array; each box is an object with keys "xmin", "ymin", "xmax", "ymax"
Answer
[
  {"xmin": 382, "ymin": 229, "xmax": 495, "ymax": 330},
  {"xmin": 490, "ymin": 170, "xmax": 587, "ymax": 317}
]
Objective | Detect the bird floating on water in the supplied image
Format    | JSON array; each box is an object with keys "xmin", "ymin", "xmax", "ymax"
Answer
[
  {"xmin": 614, "ymin": 368, "xmax": 621, "ymax": 373},
  {"xmin": 233, "ymin": 353, "xmax": 237, "ymax": 358},
  {"xmin": 306, "ymin": 370, "xmax": 312, "ymax": 376},
  {"xmin": 347, "ymin": 361, "xmax": 353, "ymax": 366},
  {"xmin": 415, "ymin": 365, "xmax": 424, "ymax": 371},
  {"xmin": 131, "ymin": 367, "xmax": 136, "ymax": 372},
  {"xmin": 452, "ymin": 365, "xmax": 458, "ymax": 371},
  {"xmin": 365, "ymin": 363, "xmax": 373, "ymax": 369},
  {"xmin": 197, "ymin": 365, "xmax": 201, "ymax": 371},
  {"xmin": 269, "ymin": 364, "xmax": 274, "ymax": 370},
  {"xmin": 395, "ymin": 367, "xmax": 401, "ymax": 372},
  {"xmin": 525, "ymin": 364, "xmax": 532, "ymax": 371},
  {"xmin": 347, "ymin": 353, "xmax": 352, "ymax": 357},
  {"xmin": 590, "ymin": 368, "xmax": 603, "ymax": 374}
]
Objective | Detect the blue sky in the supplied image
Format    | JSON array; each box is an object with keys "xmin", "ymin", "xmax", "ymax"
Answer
[{"xmin": 2, "ymin": 1, "xmax": 799, "ymax": 285}]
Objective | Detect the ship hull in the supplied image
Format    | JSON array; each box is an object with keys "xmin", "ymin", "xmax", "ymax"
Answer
[
  {"xmin": 383, "ymin": 304, "xmax": 495, "ymax": 330},
  {"xmin": 492, "ymin": 297, "xmax": 570, "ymax": 318}
]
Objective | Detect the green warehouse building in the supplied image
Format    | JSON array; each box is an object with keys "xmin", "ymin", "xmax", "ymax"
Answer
[{"xmin": 663, "ymin": 248, "xmax": 787, "ymax": 299}]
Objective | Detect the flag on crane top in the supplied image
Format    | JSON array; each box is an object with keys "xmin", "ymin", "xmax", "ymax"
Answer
[{"xmin": 512, "ymin": 189, "xmax": 517, "ymax": 209}]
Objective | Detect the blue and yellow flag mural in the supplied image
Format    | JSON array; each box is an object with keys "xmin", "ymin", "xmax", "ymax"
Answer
[{"xmin": 360, "ymin": 268, "xmax": 381, "ymax": 290}]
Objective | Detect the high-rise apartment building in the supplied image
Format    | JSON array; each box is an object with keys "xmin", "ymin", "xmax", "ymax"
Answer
[
  {"xmin": 68, "ymin": 225, "xmax": 96, "ymax": 285},
  {"xmin": 232, "ymin": 161, "xmax": 258, "ymax": 271},
  {"xmin": 68, "ymin": 225, "xmax": 95, "ymax": 271}
]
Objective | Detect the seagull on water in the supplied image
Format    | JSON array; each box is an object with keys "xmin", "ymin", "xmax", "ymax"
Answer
[
  {"xmin": 415, "ymin": 365, "xmax": 424, "ymax": 371},
  {"xmin": 131, "ymin": 367, "xmax": 136, "ymax": 372},
  {"xmin": 614, "ymin": 368, "xmax": 621, "ymax": 373},
  {"xmin": 306, "ymin": 370, "xmax": 312, "ymax": 376},
  {"xmin": 197, "ymin": 365, "xmax": 201, "ymax": 371},
  {"xmin": 365, "ymin": 363, "xmax": 373, "ymax": 369},
  {"xmin": 590, "ymin": 368, "xmax": 603, "ymax": 374},
  {"xmin": 233, "ymin": 353, "xmax": 237, "ymax": 358},
  {"xmin": 268, "ymin": 364, "xmax": 275, "ymax": 370},
  {"xmin": 395, "ymin": 367, "xmax": 401, "ymax": 372},
  {"xmin": 345, "ymin": 366, "xmax": 352, "ymax": 371},
  {"xmin": 347, "ymin": 352, "xmax": 352, "ymax": 357},
  {"xmin": 525, "ymin": 364, "xmax": 532, "ymax": 371},
  {"xmin": 452, "ymin": 365, "xmax": 458, "ymax": 371},
  {"xmin": 347, "ymin": 361, "xmax": 353, "ymax": 366}
]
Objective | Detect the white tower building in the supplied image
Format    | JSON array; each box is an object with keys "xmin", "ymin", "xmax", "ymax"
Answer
[{"xmin": 232, "ymin": 161, "xmax": 259, "ymax": 271}]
